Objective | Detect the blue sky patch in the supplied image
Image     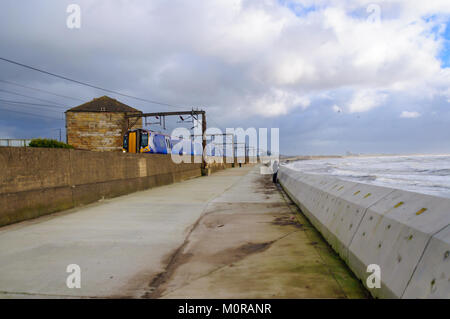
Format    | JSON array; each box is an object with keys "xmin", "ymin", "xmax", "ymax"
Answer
[
  {"xmin": 277, "ymin": 0, "xmax": 317, "ymax": 17},
  {"xmin": 440, "ymin": 21, "xmax": 450, "ymax": 67}
]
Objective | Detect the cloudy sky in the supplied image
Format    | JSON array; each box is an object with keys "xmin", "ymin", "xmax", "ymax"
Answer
[{"xmin": 0, "ymin": 0, "xmax": 449, "ymax": 155}]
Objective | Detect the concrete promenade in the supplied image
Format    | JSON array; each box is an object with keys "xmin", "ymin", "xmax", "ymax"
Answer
[{"xmin": 0, "ymin": 166, "xmax": 368, "ymax": 298}]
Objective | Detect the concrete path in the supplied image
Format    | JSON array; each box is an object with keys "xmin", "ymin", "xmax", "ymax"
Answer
[{"xmin": 0, "ymin": 166, "xmax": 368, "ymax": 298}]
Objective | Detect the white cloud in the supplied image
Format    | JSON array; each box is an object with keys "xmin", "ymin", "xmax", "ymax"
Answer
[
  {"xmin": 1, "ymin": 0, "xmax": 450, "ymax": 120},
  {"xmin": 72, "ymin": 0, "xmax": 450, "ymax": 119},
  {"xmin": 400, "ymin": 111, "xmax": 421, "ymax": 118},
  {"xmin": 347, "ymin": 90, "xmax": 387, "ymax": 113},
  {"xmin": 250, "ymin": 89, "xmax": 310, "ymax": 117}
]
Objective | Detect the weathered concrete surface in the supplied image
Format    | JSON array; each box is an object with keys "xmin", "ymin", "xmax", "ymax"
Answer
[
  {"xmin": 0, "ymin": 166, "xmax": 368, "ymax": 299},
  {"xmin": 146, "ymin": 168, "xmax": 369, "ymax": 299},
  {"xmin": 278, "ymin": 166, "xmax": 450, "ymax": 299},
  {"xmin": 0, "ymin": 168, "xmax": 239, "ymax": 298}
]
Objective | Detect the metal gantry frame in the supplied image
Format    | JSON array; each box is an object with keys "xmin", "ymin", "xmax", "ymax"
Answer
[
  {"xmin": 191, "ymin": 133, "xmax": 236, "ymax": 160},
  {"xmin": 126, "ymin": 109, "xmax": 207, "ymax": 168},
  {"xmin": 125, "ymin": 110, "xmax": 255, "ymax": 167}
]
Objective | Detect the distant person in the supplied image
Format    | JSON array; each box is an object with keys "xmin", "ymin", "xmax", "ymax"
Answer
[{"xmin": 272, "ymin": 160, "xmax": 279, "ymax": 183}]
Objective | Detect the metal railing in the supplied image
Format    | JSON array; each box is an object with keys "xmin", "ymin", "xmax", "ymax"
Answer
[{"xmin": 0, "ymin": 139, "xmax": 32, "ymax": 147}]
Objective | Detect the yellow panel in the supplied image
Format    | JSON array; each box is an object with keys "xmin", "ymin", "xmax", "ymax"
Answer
[{"xmin": 129, "ymin": 132, "xmax": 136, "ymax": 153}]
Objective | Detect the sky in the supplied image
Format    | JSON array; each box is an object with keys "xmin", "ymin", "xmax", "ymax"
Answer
[{"xmin": 0, "ymin": 0, "xmax": 449, "ymax": 155}]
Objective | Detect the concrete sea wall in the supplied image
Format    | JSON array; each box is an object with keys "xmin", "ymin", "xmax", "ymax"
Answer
[
  {"xmin": 0, "ymin": 147, "xmax": 205, "ymax": 227},
  {"xmin": 278, "ymin": 166, "xmax": 449, "ymax": 299}
]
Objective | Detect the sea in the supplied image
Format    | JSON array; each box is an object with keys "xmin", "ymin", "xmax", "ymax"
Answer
[{"xmin": 286, "ymin": 154, "xmax": 450, "ymax": 199}]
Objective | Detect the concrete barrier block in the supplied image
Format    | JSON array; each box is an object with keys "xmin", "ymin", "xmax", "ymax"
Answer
[
  {"xmin": 300, "ymin": 179, "xmax": 360, "ymax": 250},
  {"xmin": 278, "ymin": 168, "xmax": 303, "ymax": 197},
  {"xmin": 279, "ymin": 169, "xmax": 341, "ymax": 241},
  {"xmin": 348, "ymin": 190, "xmax": 450, "ymax": 298},
  {"xmin": 299, "ymin": 176, "xmax": 355, "ymax": 224},
  {"xmin": 299, "ymin": 175, "xmax": 337, "ymax": 214},
  {"xmin": 320, "ymin": 183, "xmax": 395, "ymax": 261},
  {"xmin": 403, "ymin": 225, "xmax": 450, "ymax": 299},
  {"xmin": 279, "ymin": 169, "xmax": 315, "ymax": 214},
  {"xmin": 279, "ymin": 166, "xmax": 450, "ymax": 298}
]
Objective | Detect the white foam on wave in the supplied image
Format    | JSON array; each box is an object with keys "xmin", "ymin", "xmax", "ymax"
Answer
[{"xmin": 286, "ymin": 155, "xmax": 450, "ymax": 199}]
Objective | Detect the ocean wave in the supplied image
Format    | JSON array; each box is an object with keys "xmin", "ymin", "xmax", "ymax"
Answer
[
  {"xmin": 287, "ymin": 155, "xmax": 450, "ymax": 199},
  {"xmin": 427, "ymin": 168, "xmax": 450, "ymax": 176}
]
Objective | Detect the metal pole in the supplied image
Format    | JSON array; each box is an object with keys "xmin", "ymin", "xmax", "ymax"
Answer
[
  {"xmin": 232, "ymin": 135, "xmax": 235, "ymax": 165},
  {"xmin": 202, "ymin": 112, "xmax": 207, "ymax": 170}
]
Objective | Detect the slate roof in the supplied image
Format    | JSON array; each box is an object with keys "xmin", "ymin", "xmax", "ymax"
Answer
[{"xmin": 66, "ymin": 96, "xmax": 142, "ymax": 113}]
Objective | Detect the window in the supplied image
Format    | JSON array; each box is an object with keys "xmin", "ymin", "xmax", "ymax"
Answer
[
  {"xmin": 140, "ymin": 133, "xmax": 148, "ymax": 148},
  {"xmin": 123, "ymin": 134, "xmax": 128, "ymax": 149}
]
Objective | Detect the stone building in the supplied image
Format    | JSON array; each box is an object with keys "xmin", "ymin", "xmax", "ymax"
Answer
[{"xmin": 65, "ymin": 96, "xmax": 142, "ymax": 151}]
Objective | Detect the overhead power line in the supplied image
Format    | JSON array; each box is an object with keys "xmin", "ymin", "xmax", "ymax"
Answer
[
  {"xmin": 0, "ymin": 79, "xmax": 83, "ymax": 102},
  {"xmin": 0, "ymin": 57, "xmax": 185, "ymax": 109},
  {"xmin": 0, "ymin": 102, "xmax": 65, "ymax": 115},
  {"xmin": 0, "ymin": 98, "xmax": 66, "ymax": 110},
  {"xmin": 0, "ymin": 88, "xmax": 65, "ymax": 106},
  {"xmin": 0, "ymin": 106, "xmax": 63, "ymax": 120}
]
